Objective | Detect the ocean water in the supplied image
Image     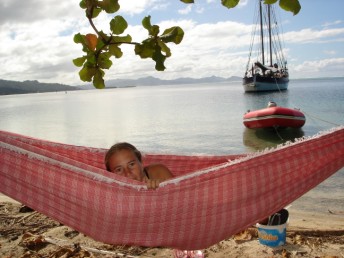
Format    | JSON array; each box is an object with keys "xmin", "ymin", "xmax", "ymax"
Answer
[{"xmin": 0, "ymin": 77, "xmax": 343, "ymax": 212}]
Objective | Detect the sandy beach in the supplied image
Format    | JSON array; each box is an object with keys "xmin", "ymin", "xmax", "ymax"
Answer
[{"xmin": 1, "ymin": 194, "xmax": 343, "ymax": 258}]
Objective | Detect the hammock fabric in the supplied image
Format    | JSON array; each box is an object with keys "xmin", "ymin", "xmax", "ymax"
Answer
[{"xmin": 1, "ymin": 128, "xmax": 343, "ymax": 250}]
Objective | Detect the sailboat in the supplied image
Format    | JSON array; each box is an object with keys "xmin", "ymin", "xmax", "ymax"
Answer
[{"xmin": 243, "ymin": 0, "xmax": 289, "ymax": 92}]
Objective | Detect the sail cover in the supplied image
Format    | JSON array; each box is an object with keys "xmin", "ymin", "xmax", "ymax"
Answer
[
  {"xmin": 1, "ymin": 127, "xmax": 343, "ymax": 250},
  {"xmin": 255, "ymin": 61, "xmax": 278, "ymax": 72}
]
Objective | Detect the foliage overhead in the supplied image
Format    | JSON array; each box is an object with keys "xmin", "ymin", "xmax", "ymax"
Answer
[{"xmin": 74, "ymin": 0, "xmax": 300, "ymax": 88}]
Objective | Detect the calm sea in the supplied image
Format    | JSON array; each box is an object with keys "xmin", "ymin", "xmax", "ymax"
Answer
[{"xmin": 1, "ymin": 77, "xmax": 343, "ymax": 212}]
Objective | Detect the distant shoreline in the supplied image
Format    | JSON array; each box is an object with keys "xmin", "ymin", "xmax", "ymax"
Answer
[{"xmin": 1, "ymin": 76, "xmax": 343, "ymax": 96}]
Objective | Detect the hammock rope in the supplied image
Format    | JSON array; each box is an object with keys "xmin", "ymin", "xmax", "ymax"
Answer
[{"xmin": 1, "ymin": 127, "xmax": 343, "ymax": 250}]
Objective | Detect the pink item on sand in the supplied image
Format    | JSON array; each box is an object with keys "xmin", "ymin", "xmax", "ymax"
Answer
[{"xmin": 173, "ymin": 249, "xmax": 204, "ymax": 258}]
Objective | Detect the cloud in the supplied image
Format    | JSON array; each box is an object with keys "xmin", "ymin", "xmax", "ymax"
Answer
[
  {"xmin": 0, "ymin": 0, "xmax": 343, "ymax": 84},
  {"xmin": 0, "ymin": 0, "xmax": 90, "ymax": 83},
  {"xmin": 237, "ymin": 0, "xmax": 249, "ymax": 8},
  {"xmin": 178, "ymin": 5, "xmax": 193, "ymax": 15},
  {"xmin": 177, "ymin": 3, "xmax": 205, "ymax": 15},
  {"xmin": 137, "ymin": 20, "xmax": 251, "ymax": 79},
  {"xmin": 0, "ymin": 0, "xmax": 168, "ymax": 25},
  {"xmin": 0, "ymin": 0, "xmax": 80, "ymax": 25},
  {"xmin": 292, "ymin": 58, "xmax": 344, "ymax": 78},
  {"xmin": 295, "ymin": 58, "xmax": 344, "ymax": 71},
  {"xmin": 195, "ymin": 6, "xmax": 205, "ymax": 14},
  {"xmin": 324, "ymin": 50, "xmax": 336, "ymax": 55},
  {"xmin": 85, "ymin": 19, "xmax": 252, "ymax": 81},
  {"xmin": 285, "ymin": 28, "xmax": 344, "ymax": 44},
  {"xmin": 0, "ymin": 0, "xmax": 158, "ymax": 84},
  {"xmin": 322, "ymin": 20, "xmax": 343, "ymax": 27},
  {"xmin": 119, "ymin": 0, "xmax": 169, "ymax": 15}
]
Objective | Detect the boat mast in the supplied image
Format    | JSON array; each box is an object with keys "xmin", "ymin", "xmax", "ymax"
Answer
[
  {"xmin": 259, "ymin": 0, "xmax": 265, "ymax": 65},
  {"xmin": 268, "ymin": 4, "xmax": 273, "ymax": 67}
]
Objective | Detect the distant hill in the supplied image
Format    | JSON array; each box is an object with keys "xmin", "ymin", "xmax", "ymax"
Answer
[
  {"xmin": 0, "ymin": 79, "xmax": 79, "ymax": 95},
  {"xmin": 79, "ymin": 75, "xmax": 242, "ymax": 89},
  {"xmin": 2, "ymin": 76, "xmax": 342, "ymax": 95},
  {"xmin": 0, "ymin": 76, "xmax": 242, "ymax": 95}
]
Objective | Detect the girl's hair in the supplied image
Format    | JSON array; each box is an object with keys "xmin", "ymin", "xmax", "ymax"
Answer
[{"xmin": 104, "ymin": 142, "xmax": 142, "ymax": 171}]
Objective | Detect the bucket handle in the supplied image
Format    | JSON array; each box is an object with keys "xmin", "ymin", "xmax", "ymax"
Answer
[{"xmin": 268, "ymin": 212, "xmax": 281, "ymax": 226}]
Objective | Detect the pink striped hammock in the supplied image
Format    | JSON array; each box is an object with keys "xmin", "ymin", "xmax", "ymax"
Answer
[{"xmin": 1, "ymin": 127, "xmax": 343, "ymax": 250}]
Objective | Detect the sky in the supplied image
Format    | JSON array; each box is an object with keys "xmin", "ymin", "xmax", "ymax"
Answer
[{"xmin": 0, "ymin": 0, "xmax": 343, "ymax": 86}]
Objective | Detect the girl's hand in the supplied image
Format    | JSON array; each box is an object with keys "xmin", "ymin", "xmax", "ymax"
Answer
[{"xmin": 144, "ymin": 177, "xmax": 161, "ymax": 189}]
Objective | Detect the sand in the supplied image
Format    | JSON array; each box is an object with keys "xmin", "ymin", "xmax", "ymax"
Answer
[{"xmin": 0, "ymin": 195, "xmax": 343, "ymax": 258}]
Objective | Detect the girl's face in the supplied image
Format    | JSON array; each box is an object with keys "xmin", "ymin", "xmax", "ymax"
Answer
[{"xmin": 107, "ymin": 148, "xmax": 145, "ymax": 182}]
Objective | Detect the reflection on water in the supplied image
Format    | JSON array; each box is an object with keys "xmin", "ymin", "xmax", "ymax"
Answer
[{"xmin": 243, "ymin": 127, "xmax": 305, "ymax": 151}]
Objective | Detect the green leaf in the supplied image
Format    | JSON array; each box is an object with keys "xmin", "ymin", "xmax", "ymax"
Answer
[
  {"xmin": 97, "ymin": 0, "xmax": 120, "ymax": 13},
  {"xmin": 110, "ymin": 16, "xmax": 128, "ymax": 35},
  {"xmin": 93, "ymin": 69, "xmax": 105, "ymax": 89},
  {"xmin": 73, "ymin": 56, "xmax": 87, "ymax": 67},
  {"xmin": 98, "ymin": 53, "xmax": 113, "ymax": 69},
  {"xmin": 96, "ymin": 38, "xmax": 106, "ymax": 50},
  {"xmin": 73, "ymin": 33, "xmax": 84, "ymax": 44},
  {"xmin": 160, "ymin": 26, "xmax": 184, "ymax": 44},
  {"xmin": 150, "ymin": 25, "xmax": 160, "ymax": 37},
  {"xmin": 87, "ymin": 7, "xmax": 102, "ymax": 18},
  {"xmin": 180, "ymin": 0, "xmax": 194, "ymax": 3},
  {"xmin": 264, "ymin": 0, "xmax": 278, "ymax": 4},
  {"xmin": 221, "ymin": 0, "xmax": 240, "ymax": 9},
  {"xmin": 152, "ymin": 46, "xmax": 166, "ymax": 71},
  {"xmin": 135, "ymin": 41, "xmax": 155, "ymax": 59},
  {"xmin": 279, "ymin": 0, "xmax": 301, "ymax": 15},
  {"xmin": 98, "ymin": 31, "xmax": 110, "ymax": 42},
  {"xmin": 79, "ymin": 66, "xmax": 97, "ymax": 82},
  {"xmin": 86, "ymin": 53, "xmax": 97, "ymax": 66},
  {"xmin": 109, "ymin": 44, "xmax": 123, "ymax": 58},
  {"xmin": 142, "ymin": 16, "xmax": 152, "ymax": 31},
  {"xmin": 158, "ymin": 42, "xmax": 171, "ymax": 57},
  {"xmin": 110, "ymin": 34, "xmax": 132, "ymax": 44},
  {"xmin": 79, "ymin": 0, "xmax": 86, "ymax": 9},
  {"xmin": 142, "ymin": 16, "xmax": 159, "ymax": 36}
]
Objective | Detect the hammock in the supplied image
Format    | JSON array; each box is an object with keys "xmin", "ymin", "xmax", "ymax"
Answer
[{"xmin": 0, "ymin": 127, "xmax": 343, "ymax": 250}]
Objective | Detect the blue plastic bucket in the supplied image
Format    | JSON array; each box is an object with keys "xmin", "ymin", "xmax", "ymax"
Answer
[
  {"xmin": 256, "ymin": 208, "xmax": 289, "ymax": 247},
  {"xmin": 256, "ymin": 222, "xmax": 287, "ymax": 247}
]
